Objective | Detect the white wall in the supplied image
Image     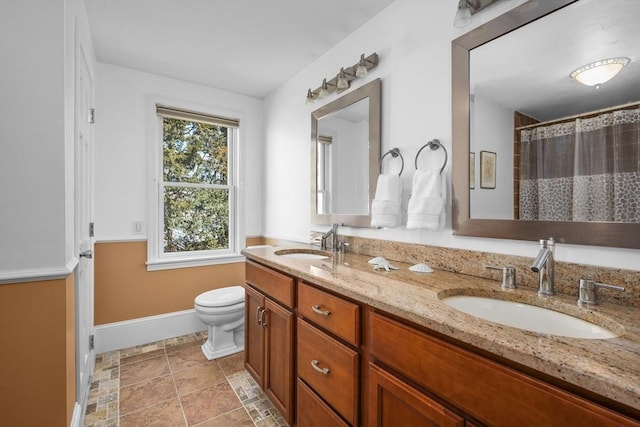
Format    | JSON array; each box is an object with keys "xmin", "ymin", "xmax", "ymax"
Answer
[
  {"xmin": 0, "ymin": 0, "xmax": 94, "ymax": 279},
  {"xmin": 470, "ymin": 94, "xmax": 513, "ymax": 219},
  {"xmin": 93, "ymin": 64, "xmax": 264, "ymax": 243},
  {"xmin": 262, "ymin": 1, "xmax": 640, "ymax": 270}
]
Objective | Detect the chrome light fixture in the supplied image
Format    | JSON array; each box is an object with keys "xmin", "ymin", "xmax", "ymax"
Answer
[
  {"xmin": 319, "ymin": 79, "xmax": 330, "ymax": 98},
  {"xmin": 454, "ymin": 0, "xmax": 472, "ymax": 28},
  {"xmin": 356, "ymin": 54, "xmax": 369, "ymax": 78},
  {"xmin": 570, "ymin": 57, "xmax": 630, "ymax": 89},
  {"xmin": 337, "ymin": 67, "xmax": 350, "ymax": 90},
  {"xmin": 305, "ymin": 52, "xmax": 378, "ymax": 104}
]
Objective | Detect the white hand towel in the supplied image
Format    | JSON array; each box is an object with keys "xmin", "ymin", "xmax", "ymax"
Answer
[
  {"xmin": 407, "ymin": 169, "xmax": 445, "ymax": 230},
  {"xmin": 371, "ymin": 174, "xmax": 402, "ymax": 228}
]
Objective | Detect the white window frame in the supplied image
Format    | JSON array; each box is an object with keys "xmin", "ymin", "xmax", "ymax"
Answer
[{"xmin": 147, "ymin": 101, "xmax": 244, "ymax": 271}]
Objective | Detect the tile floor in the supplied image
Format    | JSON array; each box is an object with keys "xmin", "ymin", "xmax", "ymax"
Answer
[{"xmin": 84, "ymin": 332, "xmax": 288, "ymax": 427}]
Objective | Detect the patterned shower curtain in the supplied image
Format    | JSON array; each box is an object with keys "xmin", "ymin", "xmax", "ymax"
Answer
[{"xmin": 519, "ymin": 107, "xmax": 639, "ymax": 222}]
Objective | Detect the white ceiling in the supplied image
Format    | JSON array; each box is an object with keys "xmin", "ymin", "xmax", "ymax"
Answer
[
  {"xmin": 84, "ymin": 0, "xmax": 395, "ymax": 99},
  {"xmin": 471, "ymin": 0, "xmax": 640, "ymax": 121}
]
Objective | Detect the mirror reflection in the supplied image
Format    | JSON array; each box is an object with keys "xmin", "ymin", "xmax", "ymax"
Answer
[
  {"xmin": 311, "ymin": 78, "xmax": 381, "ymax": 227},
  {"xmin": 468, "ymin": 0, "xmax": 639, "ymax": 223},
  {"xmin": 316, "ymin": 97, "xmax": 370, "ymax": 215}
]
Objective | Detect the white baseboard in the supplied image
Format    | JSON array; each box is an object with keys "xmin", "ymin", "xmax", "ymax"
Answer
[{"xmin": 94, "ymin": 309, "xmax": 206, "ymax": 353}]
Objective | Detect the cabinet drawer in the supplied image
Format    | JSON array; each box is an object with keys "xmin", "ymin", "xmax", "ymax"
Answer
[
  {"xmin": 298, "ymin": 319, "xmax": 359, "ymax": 426},
  {"xmin": 368, "ymin": 363, "xmax": 464, "ymax": 427},
  {"xmin": 245, "ymin": 261, "xmax": 294, "ymax": 308},
  {"xmin": 369, "ymin": 311, "xmax": 639, "ymax": 427},
  {"xmin": 298, "ymin": 281, "xmax": 360, "ymax": 346},
  {"xmin": 297, "ymin": 378, "xmax": 350, "ymax": 427}
]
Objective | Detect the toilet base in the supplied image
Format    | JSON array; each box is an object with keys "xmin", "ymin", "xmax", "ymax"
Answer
[{"xmin": 200, "ymin": 328, "xmax": 245, "ymax": 360}]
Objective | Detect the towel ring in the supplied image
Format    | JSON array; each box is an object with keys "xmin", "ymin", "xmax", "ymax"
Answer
[
  {"xmin": 380, "ymin": 147, "xmax": 404, "ymax": 176},
  {"xmin": 414, "ymin": 139, "xmax": 447, "ymax": 174}
]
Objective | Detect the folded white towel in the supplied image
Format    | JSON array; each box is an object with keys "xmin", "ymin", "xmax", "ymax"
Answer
[
  {"xmin": 407, "ymin": 169, "xmax": 445, "ymax": 230},
  {"xmin": 371, "ymin": 174, "xmax": 402, "ymax": 228}
]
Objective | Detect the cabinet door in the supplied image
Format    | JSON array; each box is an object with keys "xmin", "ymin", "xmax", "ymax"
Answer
[
  {"xmin": 297, "ymin": 378, "xmax": 350, "ymax": 427},
  {"xmin": 265, "ymin": 298, "xmax": 294, "ymax": 425},
  {"xmin": 244, "ymin": 286, "xmax": 265, "ymax": 385},
  {"xmin": 368, "ymin": 364, "xmax": 464, "ymax": 427}
]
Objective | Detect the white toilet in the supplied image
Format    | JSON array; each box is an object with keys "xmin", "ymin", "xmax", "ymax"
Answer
[{"xmin": 194, "ymin": 285, "xmax": 245, "ymax": 360}]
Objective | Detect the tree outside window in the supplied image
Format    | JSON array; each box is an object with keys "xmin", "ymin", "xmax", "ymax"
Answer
[{"xmin": 161, "ymin": 115, "xmax": 234, "ymax": 254}]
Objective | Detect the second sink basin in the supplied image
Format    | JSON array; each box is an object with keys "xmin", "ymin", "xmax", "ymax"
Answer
[
  {"xmin": 274, "ymin": 248, "xmax": 331, "ymax": 260},
  {"xmin": 442, "ymin": 295, "xmax": 618, "ymax": 339}
]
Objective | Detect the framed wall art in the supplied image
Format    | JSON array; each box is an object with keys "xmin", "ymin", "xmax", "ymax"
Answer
[{"xmin": 480, "ymin": 150, "xmax": 496, "ymax": 189}]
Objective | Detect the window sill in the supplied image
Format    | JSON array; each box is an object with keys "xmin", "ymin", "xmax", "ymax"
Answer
[{"xmin": 146, "ymin": 254, "xmax": 246, "ymax": 271}]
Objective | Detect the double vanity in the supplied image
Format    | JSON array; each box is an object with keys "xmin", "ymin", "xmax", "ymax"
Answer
[{"xmin": 242, "ymin": 244, "xmax": 639, "ymax": 426}]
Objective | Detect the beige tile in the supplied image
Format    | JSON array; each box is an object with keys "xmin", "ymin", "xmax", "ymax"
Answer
[
  {"xmin": 121, "ymin": 348, "xmax": 166, "ymax": 365},
  {"xmin": 181, "ymin": 382, "xmax": 242, "ymax": 426},
  {"xmin": 217, "ymin": 352, "xmax": 245, "ymax": 376},
  {"xmin": 167, "ymin": 345, "xmax": 209, "ymax": 373},
  {"xmin": 120, "ymin": 398, "xmax": 186, "ymax": 427},
  {"xmin": 173, "ymin": 361, "xmax": 227, "ymax": 396},
  {"xmin": 120, "ymin": 374, "xmax": 177, "ymax": 415},
  {"xmin": 120, "ymin": 355, "xmax": 170, "ymax": 387},
  {"xmin": 194, "ymin": 407, "xmax": 254, "ymax": 427}
]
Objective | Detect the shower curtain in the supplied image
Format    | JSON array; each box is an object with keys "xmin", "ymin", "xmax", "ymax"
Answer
[{"xmin": 519, "ymin": 107, "xmax": 639, "ymax": 222}]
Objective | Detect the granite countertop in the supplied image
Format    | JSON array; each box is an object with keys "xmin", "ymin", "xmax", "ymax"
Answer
[{"xmin": 242, "ymin": 245, "xmax": 640, "ymax": 412}]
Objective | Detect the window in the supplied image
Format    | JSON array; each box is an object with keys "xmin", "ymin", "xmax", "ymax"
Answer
[{"xmin": 148, "ymin": 105, "xmax": 242, "ymax": 270}]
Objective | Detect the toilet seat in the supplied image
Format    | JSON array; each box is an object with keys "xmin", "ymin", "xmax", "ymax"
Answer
[{"xmin": 195, "ymin": 285, "xmax": 244, "ymax": 307}]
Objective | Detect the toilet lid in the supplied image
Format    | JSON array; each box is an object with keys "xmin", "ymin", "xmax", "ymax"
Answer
[{"xmin": 195, "ymin": 286, "xmax": 244, "ymax": 307}]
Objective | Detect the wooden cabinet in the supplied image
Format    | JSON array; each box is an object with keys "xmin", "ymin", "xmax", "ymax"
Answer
[
  {"xmin": 297, "ymin": 318, "xmax": 359, "ymax": 425},
  {"xmin": 368, "ymin": 363, "xmax": 464, "ymax": 427},
  {"xmin": 244, "ymin": 262, "xmax": 294, "ymax": 424},
  {"xmin": 368, "ymin": 310, "xmax": 640, "ymax": 427},
  {"xmin": 244, "ymin": 259, "xmax": 638, "ymax": 427},
  {"xmin": 298, "ymin": 281, "xmax": 360, "ymax": 346},
  {"xmin": 297, "ymin": 378, "xmax": 350, "ymax": 427},
  {"xmin": 297, "ymin": 282, "xmax": 361, "ymax": 426}
]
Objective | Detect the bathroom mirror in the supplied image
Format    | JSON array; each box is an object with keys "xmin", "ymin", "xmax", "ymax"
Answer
[
  {"xmin": 452, "ymin": 0, "xmax": 640, "ymax": 249},
  {"xmin": 311, "ymin": 78, "xmax": 381, "ymax": 227}
]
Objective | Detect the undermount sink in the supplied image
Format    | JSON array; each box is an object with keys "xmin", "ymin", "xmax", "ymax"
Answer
[
  {"xmin": 274, "ymin": 248, "xmax": 331, "ymax": 260},
  {"xmin": 441, "ymin": 295, "xmax": 619, "ymax": 339}
]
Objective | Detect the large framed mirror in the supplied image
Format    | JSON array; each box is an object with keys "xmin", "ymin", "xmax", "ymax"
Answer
[
  {"xmin": 452, "ymin": 0, "xmax": 640, "ymax": 249},
  {"xmin": 311, "ymin": 78, "xmax": 381, "ymax": 227}
]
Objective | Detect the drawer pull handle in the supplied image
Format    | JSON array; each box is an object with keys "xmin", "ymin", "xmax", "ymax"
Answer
[
  {"xmin": 312, "ymin": 305, "xmax": 331, "ymax": 316},
  {"xmin": 311, "ymin": 359, "xmax": 330, "ymax": 375}
]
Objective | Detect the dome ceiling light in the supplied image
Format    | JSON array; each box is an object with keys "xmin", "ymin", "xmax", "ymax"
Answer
[{"xmin": 570, "ymin": 57, "xmax": 630, "ymax": 89}]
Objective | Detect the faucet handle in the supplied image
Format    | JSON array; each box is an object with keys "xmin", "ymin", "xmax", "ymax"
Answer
[
  {"xmin": 338, "ymin": 241, "xmax": 350, "ymax": 254},
  {"xmin": 578, "ymin": 278, "xmax": 625, "ymax": 306},
  {"xmin": 486, "ymin": 266, "xmax": 517, "ymax": 289}
]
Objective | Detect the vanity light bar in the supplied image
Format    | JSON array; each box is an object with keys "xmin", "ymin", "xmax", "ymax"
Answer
[{"xmin": 306, "ymin": 52, "xmax": 378, "ymax": 104}]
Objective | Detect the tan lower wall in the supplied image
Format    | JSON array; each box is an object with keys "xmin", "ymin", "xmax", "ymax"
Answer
[
  {"xmin": 94, "ymin": 241, "xmax": 246, "ymax": 325},
  {"xmin": 0, "ymin": 275, "xmax": 76, "ymax": 427}
]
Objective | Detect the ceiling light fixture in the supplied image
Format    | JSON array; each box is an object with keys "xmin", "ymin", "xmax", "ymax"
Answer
[
  {"xmin": 304, "ymin": 53, "xmax": 378, "ymax": 104},
  {"xmin": 570, "ymin": 57, "xmax": 630, "ymax": 89}
]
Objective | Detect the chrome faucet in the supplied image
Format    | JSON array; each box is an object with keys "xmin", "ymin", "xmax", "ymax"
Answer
[
  {"xmin": 320, "ymin": 223, "xmax": 340, "ymax": 252},
  {"xmin": 531, "ymin": 238, "xmax": 555, "ymax": 296}
]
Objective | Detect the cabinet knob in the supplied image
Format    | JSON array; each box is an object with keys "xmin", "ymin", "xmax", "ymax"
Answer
[
  {"xmin": 312, "ymin": 305, "xmax": 331, "ymax": 316},
  {"xmin": 311, "ymin": 359, "xmax": 330, "ymax": 375}
]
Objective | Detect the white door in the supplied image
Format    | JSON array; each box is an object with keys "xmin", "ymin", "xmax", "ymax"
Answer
[{"xmin": 75, "ymin": 39, "xmax": 95, "ymax": 411}]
